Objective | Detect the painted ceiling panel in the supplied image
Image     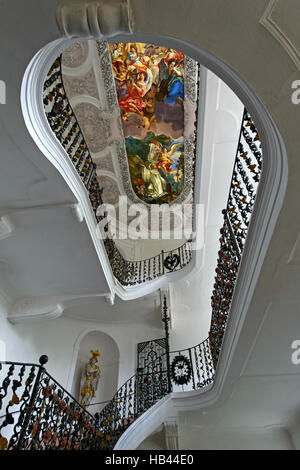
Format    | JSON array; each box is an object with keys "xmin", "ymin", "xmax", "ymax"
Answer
[
  {"xmin": 61, "ymin": 41, "xmax": 198, "ymax": 213},
  {"xmin": 109, "ymin": 42, "xmax": 195, "ymax": 204}
]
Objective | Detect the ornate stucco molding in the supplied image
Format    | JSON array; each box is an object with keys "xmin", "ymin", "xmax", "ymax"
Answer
[
  {"xmin": 260, "ymin": 0, "xmax": 300, "ymax": 71},
  {"xmin": 8, "ymin": 298, "xmax": 65, "ymax": 324},
  {"xmin": 56, "ymin": 0, "xmax": 134, "ymax": 39},
  {"xmin": 184, "ymin": 56, "xmax": 198, "ymax": 104},
  {"xmin": 0, "ymin": 216, "xmax": 15, "ymax": 241},
  {"xmin": 164, "ymin": 420, "xmax": 179, "ymax": 450},
  {"xmin": 7, "ymin": 292, "xmax": 116, "ymax": 324}
]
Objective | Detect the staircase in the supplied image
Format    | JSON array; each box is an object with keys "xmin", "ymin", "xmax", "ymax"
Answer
[
  {"xmin": 0, "ymin": 65, "xmax": 262, "ymax": 450},
  {"xmin": 0, "ymin": 333, "xmax": 214, "ymax": 450}
]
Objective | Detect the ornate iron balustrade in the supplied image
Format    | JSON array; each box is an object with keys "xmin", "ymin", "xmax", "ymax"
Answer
[
  {"xmin": 84, "ymin": 337, "xmax": 213, "ymax": 449},
  {"xmin": 43, "ymin": 56, "xmax": 194, "ymax": 287},
  {"xmin": 0, "ymin": 294, "xmax": 213, "ymax": 451},
  {"xmin": 169, "ymin": 339, "xmax": 214, "ymax": 391},
  {"xmin": 113, "ymin": 239, "xmax": 193, "ymax": 286},
  {"xmin": 209, "ymin": 109, "xmax": 262, "ymax": 369},
  {"xmin": 0, "ymin": 341, "xmax": 212, "ymax": 450},
  {"xmin": 93, "ymin": 369, "xmax": 170, "ymax": 450},
  {"xmin": 0, "ymin": 356, "xmax": 113, "ymax": 450}
]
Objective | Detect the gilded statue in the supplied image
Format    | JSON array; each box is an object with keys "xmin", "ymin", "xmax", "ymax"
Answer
[{"xmin": 80, "ymin": 349, "xmax": 101, "ymax": 407}]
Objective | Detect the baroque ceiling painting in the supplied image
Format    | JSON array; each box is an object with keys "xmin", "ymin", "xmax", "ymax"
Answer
[
  {"xmin": 61, "ymin": 40, "xmax": 198, "ymax": 221},
  {"xmin": 109, "ymin": 42, "xmax": 196, "ymax": 204}
]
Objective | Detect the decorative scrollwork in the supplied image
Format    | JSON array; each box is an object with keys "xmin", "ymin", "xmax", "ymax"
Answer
[
  {"xmin": 1, "ymin": 338, "xmax": 214, "ymax": 450},
  {"xmin": 163, "ymin": 253, "xmax": 180, "ymax": 272},
  {"xmin": 170, "ymin": 355, "xmax": 192, "ymax": 385},
  {"xmin": 184, "ymin": 55, "xmax": 198, "ymax": 104}
]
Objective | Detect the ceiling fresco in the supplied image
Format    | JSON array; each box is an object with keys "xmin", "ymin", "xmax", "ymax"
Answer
[
  {"xmin": 109, "ymin": 43, "xmax": 188, "ymax": 204},
  {"xmin": 60, "ymin": 41, "xmax": 198, "ymax": 249}
]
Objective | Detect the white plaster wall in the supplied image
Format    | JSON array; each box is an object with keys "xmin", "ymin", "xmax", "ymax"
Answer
[
  {"xmin": 137, "ymin": 428, "xmax": 167, "ymax": 450},
  {"xmin": 0, "ymin": 310, "xmax": 81, "ymax": 384},
  {"xmin": 178, "ymin": 425, "xmax": 294, "ymax": 450},
  {"xmin": 169, "ymin": 71, "xmax": 244, "ymax": 351}
]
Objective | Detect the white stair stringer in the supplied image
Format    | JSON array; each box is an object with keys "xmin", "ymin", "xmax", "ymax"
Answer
[{"xmin": 114, "ymin": 384, "xmax": 216, "ymax": 450}]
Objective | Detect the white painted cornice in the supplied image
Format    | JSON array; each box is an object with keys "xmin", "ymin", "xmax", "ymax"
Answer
[
  {"xmin": 1, "ymin": 202, "xmax": 82, "ymax": 219},
  {"xmin": 70, "ymin": 203, "xmax": 84, "ymax": 223},
  {"xmin": 56, "ymin": 0, "xmax": 134, "ymax": 38},
  {"xmin": 7, "ymin": 292, "xmax": 111, "ymax": 324},
  {"xmin": 9, "ymin": 299, "xmax": 64, "ymax": 324},
  {"xmin": 0, "ymin": 216, "xmax": 15, "ymax": 241},
  {"xmin": 0, "ymin": 286, "xmax": 13, "ymax": 315}
]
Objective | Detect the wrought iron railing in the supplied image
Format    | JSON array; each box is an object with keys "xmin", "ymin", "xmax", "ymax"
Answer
[
  {"xmin": 168, "ymin": 339, "xmax": 214, "ymax": 391},
  {"xmin": 85, "ymin": 339, "xmax": 214, "ymax": 449},
  {"xmin": 112, "ymin": 239, "xmax": 193, "ymax": 286},
  {"xmin": 43, "ymin": 56, "xmax": 193, "ymax": 287},
  {"xmin": 94, "ymin": 368, "xmax": 170, "ymax": 450},
  {"xmin": 0, "ymin": 339, "xmax": 213, "ymax": 451},
  {"xmin": 0, "ymin": 356, "xmax": 107, "ymax": 450},
  {"xmin": 209, "ymin": 109, "xmax": 262, "ymax": 368}
]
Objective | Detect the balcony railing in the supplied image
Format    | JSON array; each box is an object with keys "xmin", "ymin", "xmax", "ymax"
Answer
[
  {"xmin": 109, "ymin": 239, "xmax": 193, "ymax": 286},
  {"xmin": 168, "ymin": 339, "xmax": 214, "ymax": 391},
  {"xmin": 43, "ymin": 56, "xmax": 194, "ymax": 287}
]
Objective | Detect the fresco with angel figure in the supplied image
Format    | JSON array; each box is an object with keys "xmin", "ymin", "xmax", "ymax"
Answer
[{"xmin": 110, "ymin": 42, "xmax": 186, "ymax": 203}]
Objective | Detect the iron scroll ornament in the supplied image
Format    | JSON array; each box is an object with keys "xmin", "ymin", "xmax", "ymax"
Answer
[
  {"xmin": 163, "ymin": 253, "xmax": 180, "ymax": 272},
  {"xmin": 170, "ymin": 355, "xmax": 192, "ymax": 385}
]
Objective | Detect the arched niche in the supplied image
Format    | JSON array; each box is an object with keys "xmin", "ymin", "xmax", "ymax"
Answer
[{"xmin": 71, "ymin": 330, "xmax": 120, "ymax": 413}]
